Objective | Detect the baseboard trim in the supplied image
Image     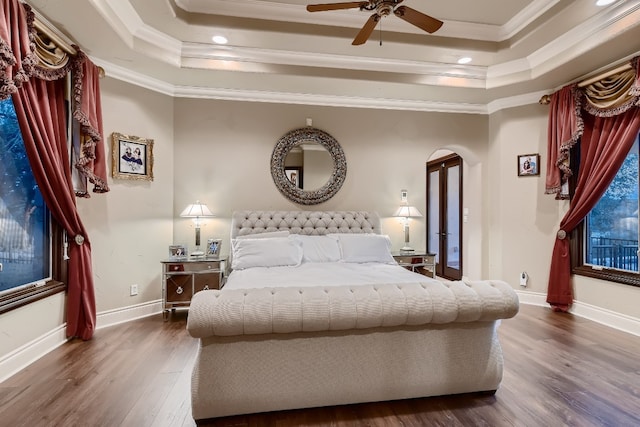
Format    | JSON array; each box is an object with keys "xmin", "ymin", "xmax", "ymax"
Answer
[
  {"xmin": 516, "ymin": 290, "xmax": 640, "ymax": 337},
  {"xmin": 0, "ymin": 300, "xmax": 162, "ymax": 383},
  {"xmin": 0, "ymin": 324, "xmax": 68, "ymax": 384},
  {"xmin": 95, "ymin": 299, "xmax": 163, "ymax": 330}
]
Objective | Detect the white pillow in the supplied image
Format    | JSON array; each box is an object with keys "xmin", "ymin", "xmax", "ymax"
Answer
[
  {"xmin": 231, "ymin": 236, "xmax": 302, "ymax": 270},
  {"xmin": 234, "ymin": 230, "xmax": 290, "ymax": 240},
  {"xmin": 330, "ymin": 233, "xmax": 395, "ymax": 264},
  {"xmin": 295, "ymin": 235, "xmax": 342, "ymax": 263}
]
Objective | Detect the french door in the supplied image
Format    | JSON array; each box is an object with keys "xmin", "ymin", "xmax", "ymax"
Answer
[{"xmin": 427, "ymin": 154, "xmax": 463, "ymax": 280}]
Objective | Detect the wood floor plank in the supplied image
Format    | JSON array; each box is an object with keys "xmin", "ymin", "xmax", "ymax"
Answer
[{"xmin": 1, "ymin": 305, "xmax": 639, "ymax": 426}]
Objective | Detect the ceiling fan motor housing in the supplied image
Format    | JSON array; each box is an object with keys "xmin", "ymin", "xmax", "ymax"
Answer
[{"xmin": 361, "ymin": 0, "xmax": 404, "ymax": 14}]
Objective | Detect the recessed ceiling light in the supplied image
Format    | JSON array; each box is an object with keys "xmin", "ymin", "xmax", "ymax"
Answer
[
  {"xmin": 212, "ymin": 35, "xmax": 228, "ymax": 44},
  {"xmin": 457, "ymin": 57, "xmax": 472, "ymax": 64},
  {"xmin": 596, "ymin": 0, "xmax": 615, "ymax": 6}
]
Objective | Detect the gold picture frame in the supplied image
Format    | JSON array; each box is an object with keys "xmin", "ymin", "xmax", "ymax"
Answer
[{"xmin": 111, "ymin": 132, "xmax": 154, "ymax": 181}]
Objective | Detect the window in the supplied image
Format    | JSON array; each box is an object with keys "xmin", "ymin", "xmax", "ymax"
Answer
[
  {"xmin": 0, "ymin": 97, "xmax": 66, "ymax": 313},
  {"xmin": 573, "ymin": 134, "xmax": 640, "ymax": 286}
]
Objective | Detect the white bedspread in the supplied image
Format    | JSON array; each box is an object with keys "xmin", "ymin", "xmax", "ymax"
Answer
[{"xmin": 225, "ymin": 262, "xmax": 440, "ymax": 290}]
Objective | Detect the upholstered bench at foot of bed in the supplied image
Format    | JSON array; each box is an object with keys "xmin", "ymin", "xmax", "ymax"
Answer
[
  {"xmin": 186, "ymin": 280, "xmax": 519, "ymax": 420},
  {"xmin": 187, "ymin": 279, "xmax": 519, "ymax": 337}
]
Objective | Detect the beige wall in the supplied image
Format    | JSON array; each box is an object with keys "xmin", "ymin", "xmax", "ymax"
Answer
[
  {"xmin": 171, "ymin": 99, "xmax": 490, "ymax": 273},
  {"xmin": 4, "ymin": 79, "xmax": 640, "ymax": 369},
  {"xmin": 80, "ymin": 78, "xmax": 175, "ymax": 313}
]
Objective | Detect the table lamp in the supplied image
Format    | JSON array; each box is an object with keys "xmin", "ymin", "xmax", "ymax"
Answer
[
  {"xmin": 394, "ymin": 205, "xmax": 422, "ymax": 252},
  {"xmin": 180, "ymin": 201, "xmax": 214, "ymax": 256}
]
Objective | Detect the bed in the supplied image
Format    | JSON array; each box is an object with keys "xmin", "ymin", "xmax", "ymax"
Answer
[{"xmin": 186, "ymin": 211, "xmax": 519, "ymax": 421}]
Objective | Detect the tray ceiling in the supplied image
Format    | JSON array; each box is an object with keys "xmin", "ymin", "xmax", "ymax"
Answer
[{"xmin": 25, "ymin": 0, "xmax": 640, "ymax": 113}]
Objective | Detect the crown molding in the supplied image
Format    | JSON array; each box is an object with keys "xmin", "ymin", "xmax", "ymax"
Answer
[
  {"xmin": 181, "ymin": 43, "xmax": 488, "ymax": 86},
  {"xmin": 526, "ymin": 0, "xmax": 640, "ymax": 78},
  {"xmin": 94, "ymin": 57, "xmax": 555, "ymax": 115}
]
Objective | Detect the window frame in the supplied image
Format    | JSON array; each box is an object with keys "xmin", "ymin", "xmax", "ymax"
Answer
[
  {"xmin": 571, "ymin": 227, "xmax": 640, "ymax": 287},
  {"xmin": 0, "ymin": 218, "xmax": 67, "ymax": 314},
  {"xmin": 570, "ymin": 140, "xmax": 640, "ymax": 288}
]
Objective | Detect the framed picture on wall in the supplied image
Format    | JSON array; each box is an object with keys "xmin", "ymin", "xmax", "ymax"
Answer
[
  {"xmin": 206, "ymin": 239, "xmax": 222, "ymax": 257},
  {"xmin": 517, "ymin": 153, "xmax": 540, "ymax": 177},
  {"xmin": 111, "ymin": 132, "xmax": 154, "ymax": 181},
  {"xmin": 285, "ymin": 167, "xmax": 303, "ymax": 189}
]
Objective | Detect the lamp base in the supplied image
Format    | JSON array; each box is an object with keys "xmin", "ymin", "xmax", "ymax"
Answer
[
  {"xmin": 190, "ymin": 250, "xmax": 205, "ymax": 257},
  {"xmin": 400, "ymin": 246, "xmax": 415, "ymax": 252}
]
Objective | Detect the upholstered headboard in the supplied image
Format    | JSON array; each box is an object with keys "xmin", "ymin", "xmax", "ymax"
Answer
[{"xmin": 230, "ymin": 211, "xmax": 381, "ymax": 239}]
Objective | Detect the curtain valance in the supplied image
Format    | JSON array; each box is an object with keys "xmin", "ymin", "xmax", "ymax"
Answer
[{"xmin": 545, "ymin": 56, "xmax": 640, "ymax": 199}]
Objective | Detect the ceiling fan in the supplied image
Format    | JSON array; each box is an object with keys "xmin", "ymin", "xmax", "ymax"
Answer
[{"xmin": 306, "ymin": 0, "xmax": 443, "ymax": 45}]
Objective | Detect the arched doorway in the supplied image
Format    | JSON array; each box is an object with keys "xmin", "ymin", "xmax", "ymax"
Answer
[{"xmin": 427, "ymin": 153, "xmax": 463, "ymax": 280}]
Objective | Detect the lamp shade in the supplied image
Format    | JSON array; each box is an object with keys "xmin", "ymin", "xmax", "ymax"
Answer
[
  {"xmin": 180, "ymin": 201, "xmax": 214, "ymax": 218},
  {"xmin": 393, "ymin": 205, "xmax": 422, "ymax": 218}
]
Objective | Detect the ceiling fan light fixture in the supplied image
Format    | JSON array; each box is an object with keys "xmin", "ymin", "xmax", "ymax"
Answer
[{"xmin": 457, "ymin": 57, "xmax": 472, "ymax": 64}]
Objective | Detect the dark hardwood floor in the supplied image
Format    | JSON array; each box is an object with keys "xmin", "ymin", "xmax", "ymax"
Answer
[{"xmin": 1, "ymin": 304, "xmax": 639, "ymax": 427}]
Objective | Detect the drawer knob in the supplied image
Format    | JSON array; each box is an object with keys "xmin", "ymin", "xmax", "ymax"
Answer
[
  {"xmin": 176, "ymin": 286, "xmax": 183, "ymax": 294},
  {"xmin": 203, "ymin": 285, "xmax": 209, "ymax": 290}
]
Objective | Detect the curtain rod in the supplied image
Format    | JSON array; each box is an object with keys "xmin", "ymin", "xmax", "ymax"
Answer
[
  {"xmin": 539, "ymin": 61, "xmax": 634, "ymax": 104},
  {"xmin": 32, "ymin": 10, "xmax": 76, "ymax": 56},
  {"xmin": 31, "ymin": 7, "xmax": 105, "ymax": 78},
  {"xmin": 577, "ymin": 63, "xmax": 632, "ymax": 88}
]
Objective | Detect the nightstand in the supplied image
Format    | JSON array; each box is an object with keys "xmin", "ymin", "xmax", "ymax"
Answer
[
  {"xmin": 392, "ymin": 252, "xmax": 436, "ymax": 278},
  {"xmin": 161, "ymin": 257, "xmax": 226, "ymax": 320}
]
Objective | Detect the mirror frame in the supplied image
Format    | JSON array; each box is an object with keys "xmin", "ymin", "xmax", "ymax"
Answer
[{"xmin": 271, "ymin": 127, "xmax": 346, "ymax": 205}]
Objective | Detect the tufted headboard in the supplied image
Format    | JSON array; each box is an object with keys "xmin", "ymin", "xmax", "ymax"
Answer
[{"xmin": 230, "ymin": 211, "xmax": 381, "ymax": 239}]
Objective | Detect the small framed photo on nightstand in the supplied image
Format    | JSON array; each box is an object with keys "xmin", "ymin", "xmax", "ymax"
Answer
[
  {"xmin": 206, "ymin": 239, "xmax": 222, "ymax": 257},
  {"xmin": 169, "ymin": 244, "xmax": 187, "ymax": 259}
]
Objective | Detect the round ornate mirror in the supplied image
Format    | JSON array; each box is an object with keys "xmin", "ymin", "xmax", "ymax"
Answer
[{"xmin": 271, "ymin": 127, "xmax": 346, "ymax": 205}]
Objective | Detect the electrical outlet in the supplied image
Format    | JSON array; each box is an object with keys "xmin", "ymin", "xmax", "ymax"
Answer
[
  {"xmin": 519, "ymin": 272, "xmax": 528, "ymax": 287},
  {"xmin": 130, "ymin": 284, "xmax": 139, "ymax": 296}
]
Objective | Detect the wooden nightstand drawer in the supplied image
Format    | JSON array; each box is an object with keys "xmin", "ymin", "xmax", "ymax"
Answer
[
  {"xmin": 166, "ymin": 263, "xmax": 185, "ymax": 272},
  {"xmin": 194, "ymin": 272, "xmax": 221, "ymax": 292},
  {"xmin": 166, "ymin": 274, "xmax": 193, "ymax": 302}
]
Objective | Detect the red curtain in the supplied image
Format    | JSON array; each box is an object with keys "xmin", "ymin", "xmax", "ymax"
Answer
[
  {"xmin": 0, "ymin": 0, "xmax": 104, "ymax": 340},
  {"xmin": 72, "ymin": 50, "xmax": 109, "ymax": 194},
  {"xmin": 546, "ymin": 58, "xmax": 640, "ymax": 310},
  {"xmin": 544, "ymin": 84, "xmax": 583, "ymax": 199},
  {"xmin": 0, "ymin": 0, "xmax": 35, "ymax": 99},
  {"xmin": 547, "ymin": 108, "xmax": 640, "ymax": 310},
  {"xmin": 12, "ymin": 78, "xmax": 97, "ymax": 339}
]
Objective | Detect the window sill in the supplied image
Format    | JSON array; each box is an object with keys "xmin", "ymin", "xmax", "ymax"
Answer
[
  {"xmin": 573, "ymin": 265, "xmax": 640, "ymax": 288},
  {"xmin": 0, "ymin": 280, "xmax": 66, "ymax": 314}
]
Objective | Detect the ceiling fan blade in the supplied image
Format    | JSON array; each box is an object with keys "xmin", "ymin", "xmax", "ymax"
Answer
[
  {"xmin": 352, "ymin": 13, "xmax": 380, "ymax": 45},
  {"xmin": 393, "ymin": 6, "xmax": 443, "ymax": 33},
  {"xmin": 307, "ymin": 2, "xmax": 368, "ymax": 12}
]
